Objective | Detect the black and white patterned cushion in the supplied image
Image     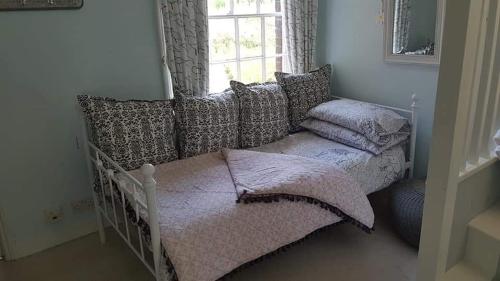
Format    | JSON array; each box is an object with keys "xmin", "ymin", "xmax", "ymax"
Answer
[
  {"xmin": 230, "ymin": 81, "xmax": 289, "ymax": 148},
  {"xmin": 175, "ymin": 90, "xmax": 240, "ymax": 158},
  {"xmin": 275, "ymin": 64, "xmax": 332, "ymax": 132},
  {"xmin": 78, "ymin": 95, "xmax": 178, "ymax": 171}
]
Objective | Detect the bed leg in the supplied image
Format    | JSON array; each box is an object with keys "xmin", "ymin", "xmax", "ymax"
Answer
[{"xmin": 92, "ymin": 192, "xmax": 106, "ymax": 244}]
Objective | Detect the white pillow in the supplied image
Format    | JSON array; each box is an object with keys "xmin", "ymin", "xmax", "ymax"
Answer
[
  {"xmin": 301, "ymin": 118, "xmax": 408, "ymax": 155},
  {"xmin": 307, "ymin": 99, "xmax": 410, "ymax": 146}
]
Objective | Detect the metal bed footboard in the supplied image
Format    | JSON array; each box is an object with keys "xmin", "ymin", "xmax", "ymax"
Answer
[{"xmin": 80, "ymin": 116, "xmax": 162, "ymax": 280}]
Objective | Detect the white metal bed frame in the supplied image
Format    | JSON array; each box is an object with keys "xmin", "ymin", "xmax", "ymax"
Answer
[{"xmin": 80, "ymin": 95, "xmax": 418, "ymax": 281}]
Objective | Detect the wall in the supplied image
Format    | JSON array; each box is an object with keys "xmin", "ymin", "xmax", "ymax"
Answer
[
  {"xmin": 0, "ymin": 0, "xmax": 165, "ymax": 259},
  {"xmin": 317, "ymin": 0, "xmax": 439, "ymax": 178}
]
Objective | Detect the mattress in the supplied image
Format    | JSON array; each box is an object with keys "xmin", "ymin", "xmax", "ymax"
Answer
[{"xmin": 252, "ymin": 132, "xmax": 406, "ymax": 195}]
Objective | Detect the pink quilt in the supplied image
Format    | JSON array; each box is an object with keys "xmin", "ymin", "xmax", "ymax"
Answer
[{"xmin": 130, "ymin": 151, "xmax": 374, "ymax": 281}]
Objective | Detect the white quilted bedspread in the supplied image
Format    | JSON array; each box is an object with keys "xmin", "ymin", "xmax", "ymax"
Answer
[{"xmin": 130, "ymin": 151, "xmax": 374, "ymax": 281}]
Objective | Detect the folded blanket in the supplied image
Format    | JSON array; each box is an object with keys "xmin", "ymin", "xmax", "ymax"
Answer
[
  {"xmin": 223, "ymin": 149, "xmax": 374, "ymax": 231},
  {"xmin": 301, "ymin": 118, "xmax": 408, "ymax": 155}
]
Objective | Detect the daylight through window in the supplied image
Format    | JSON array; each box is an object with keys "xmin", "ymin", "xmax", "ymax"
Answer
[{"xmin": 208, "ymin": 0, "xmax": 286, "ymax": 93}]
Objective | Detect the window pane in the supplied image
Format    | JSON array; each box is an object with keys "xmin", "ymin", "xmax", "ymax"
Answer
[
  {"xmin": 265, "ymin": 16, "xmax": 283, "ymax": 56},
  {"xmin": 241, "ymin": 59, "xmax": 263, "ymax": 84},
  {"xmin": 208, "ymin": 0, "xmax": 231, "ymax": 15},
  {"xmin": 239, "ymin": 17, "xmax": 262, "ymax": 58},
  {"xmin": 265, "ymin": 57, "xmax": 282, "ymax": 82},
  {"xmin": 209, "ymin": 19, "xmax": 236, "ymax": 61},
  {"xmin": 260, "ymin": 0, "xmax": 281, "ymax": 13},
  {"xmin": 234, "ymin": 0, "xmax": 257, "ymax": 14},
  {"xmin": 210, "ymin": 62, "xmax": 237, "ymax": 93}
]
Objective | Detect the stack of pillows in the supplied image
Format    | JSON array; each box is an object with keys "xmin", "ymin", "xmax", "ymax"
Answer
[
  {"xmin": 79, "ymin": 65, "xmax": 332, "ymax": 170},
  {"xmin": 301, "ymin": 99, "xmax": 411, "ymax": 155}
]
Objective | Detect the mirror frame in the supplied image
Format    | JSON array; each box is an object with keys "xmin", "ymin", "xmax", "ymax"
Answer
[{"xmin": 383, "ymin": 0, "xmax": 445, "ymax": 65}]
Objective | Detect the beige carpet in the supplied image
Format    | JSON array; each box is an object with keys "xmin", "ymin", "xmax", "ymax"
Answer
[{"xmin": 0, "ymin": 192, "xmax": 417, "ymax": 281}]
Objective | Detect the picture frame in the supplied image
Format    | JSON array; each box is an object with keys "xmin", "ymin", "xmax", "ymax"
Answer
[{"xmin": 0, "ymin": 0, "xmax": 83, "ymax": 11}]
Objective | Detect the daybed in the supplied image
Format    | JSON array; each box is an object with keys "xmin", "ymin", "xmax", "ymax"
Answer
[{"xmin": 78, "ymin": 66, "xmax": 417, "ymax": 281}]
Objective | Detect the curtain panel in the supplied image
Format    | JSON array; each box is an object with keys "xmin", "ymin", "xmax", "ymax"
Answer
[
  {"xmin": 162, "ymin": 0, "xmax": 209, "ymax": 97},
  {"xmin": 392, "ymin": 0, "xmax": 411, "ymax": 54},
  {"xmin": 283, "ymin": 0, "xmax": 319, "ymax": 74}
]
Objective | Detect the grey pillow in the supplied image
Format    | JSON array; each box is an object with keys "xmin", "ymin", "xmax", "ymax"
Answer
[
  {"xmin": 307, "ymin": 99, "xmax": 410, "ymax": 146},
  {"xmin": 175, "ymin": 90, "xmax": 240, "ymax": 158},
  {"xmin": 78, "ymin": 95, "xmax": 178, "ymax": 171},
  {"xmin": 301, "ymin": 118, "xmax": 408, "ymax": 155},
  {"xmin": 275, "ymin": 64, "xmax": 332, "ymax": 132},
  {"xmin": 230, "ymin": 81, "xmax": 289, "ymax": 148}
]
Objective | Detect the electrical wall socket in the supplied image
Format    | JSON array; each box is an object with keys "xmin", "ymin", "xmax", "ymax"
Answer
[
  {"xmin": 71, "ymin": 198, "xmax": 94, "ymax": 213},
  {"xmin": 43, "ymin": 208, "xmax": 64, "ymax": 223}
]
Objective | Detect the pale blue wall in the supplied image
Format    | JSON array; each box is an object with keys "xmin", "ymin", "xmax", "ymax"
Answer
[
  {"xmin": 0, "ymin": 0, "xmax": 439, "ymax": 259},
  {"xmin": 0, "ymin": 0, "xmax": 165, "ymax": 259},
  {"xmin": 317, "ymin": 0, "xmax": 439, "ymax": 177}
]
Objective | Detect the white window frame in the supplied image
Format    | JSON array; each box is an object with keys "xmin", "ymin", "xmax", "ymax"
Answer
[{"xmin": 208, "ymin": 0, "xmax": 286, "ymax": 86}]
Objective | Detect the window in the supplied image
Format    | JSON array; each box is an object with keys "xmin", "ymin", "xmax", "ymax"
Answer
[{"xmin": 208, "ymin": 0, "xmax": 286, "ymax": 93}]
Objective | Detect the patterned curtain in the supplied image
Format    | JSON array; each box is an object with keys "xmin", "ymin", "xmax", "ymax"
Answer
[
  {"xmin": 162, "ymin": 0, "xmax": 209, "ymax": 97},
  {"xmin": 392, "ymin": 0, "xmax": 411, "ymax": 54},
  {"xmin": 282, "ymin": 0, "xmax": 319, "ymax": 74}
]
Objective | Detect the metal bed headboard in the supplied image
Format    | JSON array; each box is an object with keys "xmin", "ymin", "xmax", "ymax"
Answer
[{"xmin": 332, "ymin": 94, "xmax": 418, "ymax": 179}]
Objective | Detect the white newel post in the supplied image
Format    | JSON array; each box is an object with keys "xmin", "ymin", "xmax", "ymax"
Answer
[{"xmin": 141, "ymin": 164, "xmax": 161, "ymax": 280}]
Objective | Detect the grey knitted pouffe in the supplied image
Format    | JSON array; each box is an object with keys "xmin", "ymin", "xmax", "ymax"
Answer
[{"xmin": 391, "ymin": 180, "xmax": 426, "ymax": 248}]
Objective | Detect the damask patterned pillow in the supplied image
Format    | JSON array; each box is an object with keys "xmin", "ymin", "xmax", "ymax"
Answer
[
  {"xmin": 301, "ymin": 118, "xmax": 408, "ymax": 155},
  {"xmin": 175, "ymin": 90, "xmax": 240, "ymax": 158},
  {"xmin": 275, "ymin": 64, "xmax": 332, "ymax": 132},
  {"xmin": 77, "ymin": 95, "xmax": 178, "ymax": 171},
  {"xmin": 230, "ymin": 81, "xmax": 289, "ymax": 148}
]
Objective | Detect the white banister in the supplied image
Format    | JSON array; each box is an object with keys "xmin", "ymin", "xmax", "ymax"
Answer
[
  {"xmin": 458, "ymin": 0, "xmax": 500, "ymax": 180},
  {"xmin": 463, "ymin": 0, "xmax": 491, "ymax": 166},
  {"xmin": 475, "ymin": 0, "xmax": 500, "ymax": 160},
  {"xmin": 409, "ymin": 94, "xmax": 418, "ymax": 179},
  {"xmin": 489, "ymin": 72, "xmax": 500, "ymax": 151},
  {"xmin": 458, "ymin": 0, "xmax": 487, "ymax": 172},
  {"xmin": 141, "ymin": 164, "xmax": 161, "ymax": 280},
  {"xmin": 487, "ymin": 1, "xmax": 500, "ymax": 152}
]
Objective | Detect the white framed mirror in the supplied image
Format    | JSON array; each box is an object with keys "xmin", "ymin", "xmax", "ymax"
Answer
[{"xmin": 384, "ymin": 0, "xmax": 445, "ymax": 65}]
